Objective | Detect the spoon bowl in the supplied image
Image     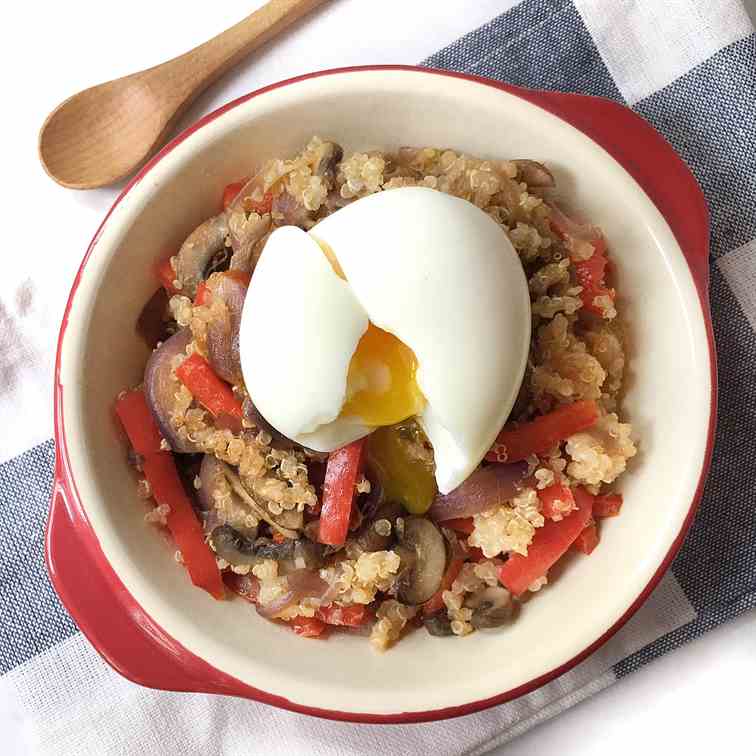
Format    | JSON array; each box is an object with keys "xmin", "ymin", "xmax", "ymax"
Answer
[
  {"xmin": 40, "ymin": 76, "xmax": 168, "ymax": 189},
  {"xmin": 38, "ymin": 0, "xmax": 327, "ymax": 189}
]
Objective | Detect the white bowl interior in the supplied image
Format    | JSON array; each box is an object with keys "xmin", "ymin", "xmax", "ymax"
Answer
[{"xmin": 59, "ymin": 69, "xmax": 711, "ymax": 715}]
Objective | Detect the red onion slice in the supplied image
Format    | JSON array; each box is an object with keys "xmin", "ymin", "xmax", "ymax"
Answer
[
  {"xmin": 206, "ymin": 273, "xmax": 247, "ymax": 385},
  {"xmin": 287, "ymin": 568, "xmax": 328, "ymax": 597},
  {"xmin": 255, "ymin": 590, "xmax": 296, "ymax": 619},
  {"xmin": 255, "ymin": 568, "xmax": 329, "ymax": 619},
  {"xmin": 144, "ymin": 329, "xmax": 198, "ymax": 454},
  {"xmin": 547, "ymin": 201, "xmax": 602, "ymax": 245},
  {"xmin": 427, "ymin": 462, "xmax": 528, "ymax": 522}
]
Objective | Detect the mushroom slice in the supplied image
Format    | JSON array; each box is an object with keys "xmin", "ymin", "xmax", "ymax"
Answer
[
  {"xmin": 198, "ymin": 454, "xmax": 258, "ymax": 539},
  {"xmin": 395, "ymin": 517, "xmax": 446, "ymax": 606},
  {"xmin": 513, "ymin": 159, "xmax": 555, "ymax": 189},
  {"xmin": 354, "ymin": 501, "xmax": 403, "ymax": 553},
  {"xmin": 423, "ymin": 611, "xmax": 454, "ymax": 637},
  {"xmin": 313, "ymin": 141, "xmax": 343, "ymax": 182},
  {"xmin": 143, "ymin": 328, "xmax": 198, "ymax": 453},
  {"xmin": 467, "ymin": 586, "xmax": 514, "ymax": 629},
  {"xmin": 220, "ymin": 462, "xmax": 300, "ymax": 540},
  {"xmin": 253, "ymin": 538, "xmax": 324, "ymax": 569},
  {"xmin": 210, "ymin": 524, "xmax": 259, "ymax": 566},
  {"xmin": 174, "ymin": 213, "xmax": 230, "ymax": 298}
]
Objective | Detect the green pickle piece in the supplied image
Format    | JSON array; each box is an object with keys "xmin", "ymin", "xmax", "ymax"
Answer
[{"xmin": 366, "ymin": 424, "xmax": 437, "ymax": 515}]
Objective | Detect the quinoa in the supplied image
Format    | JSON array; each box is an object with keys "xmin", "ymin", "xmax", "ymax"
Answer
[
  {"xmin": 370, "ymin": 600, "xmax": 417, "ymax": 651},
  {"xmin": 566, "ymin": 413, "xmax": 636, "ymax": 485},
  {"xmin": 122, "ymin": 137, "xmax": 638, "ymax": 650},
  {"xmin": 469, "ymin": 487, "xmax": 544, "ymax": 559},
  {"xmin": 320, "ymin": 550, "xmax": 401, "ymax": 606}
]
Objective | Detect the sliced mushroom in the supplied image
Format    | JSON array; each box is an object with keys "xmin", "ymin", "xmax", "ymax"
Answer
[
  {"xmin": 467, "ymin": 586, "xmax": 514, "ymax": 629},
  {"xmin": 221, "ymin": 462, "xmax": 300, "ymax": 539},
  {"xmin": 143, "ymin": 328, "xmax": 198, "ymax": 453},
  {"xmin": 395, "ymin": 517, "xmax": 447, "ymax": 605},
  {"xmin": 423, "ymin": 611, "xmax": 454, "ymax": 637},
  {"xmin": 253, "ymin": 537, "xmax": 324, "ymax": 569},
  {"xmin": 174, "ymin": 213, "xmax": 230, "ymax": 298},
  {"xmin": 355, "ymin": 500, "xmax": 403, "ymax": 553},
  {"xmin": 359, "ymin": 479, "xmax": 385, "ymax": 523},
  {"xmin": 313, "ymin": 141, "xmax": 343, "ymax": 182},
  {"xmin": 276, "ymin": 507, "xmax": 304, "ymax": 532},
  {"xmin": 210, "ymin": 524, "xmax": 258, "ymax": 566},
  {"xmin": 204, "ymin": 272, "xmax": 248, "ymax": 384},
  {"xmin": 513, "ymin": 159, "xmax": 555, "ymax": 189},
  {"xmin": 198, "ymin": 454, "xmax": 258, "ymax": 539}
]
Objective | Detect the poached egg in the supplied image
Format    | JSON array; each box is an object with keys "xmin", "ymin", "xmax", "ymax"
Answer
[{"xmin": 239, "ymin": 187, "xmax": 530, "ymax": 493}]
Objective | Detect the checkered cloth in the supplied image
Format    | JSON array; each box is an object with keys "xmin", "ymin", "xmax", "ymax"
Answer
[{"xmin": 2, "ymin": 1, "xmax": 754, "ymax": 753}]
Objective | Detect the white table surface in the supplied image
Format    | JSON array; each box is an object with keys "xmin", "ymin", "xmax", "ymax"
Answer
[{"xmin": 5, "ymin": 1, "xmax": 756, "ymax": 753}]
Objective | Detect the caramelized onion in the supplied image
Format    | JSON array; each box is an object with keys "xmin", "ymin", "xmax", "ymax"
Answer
[{"xmin": 427, "ymin": 463, "xmax": 528, "ymax": 522}]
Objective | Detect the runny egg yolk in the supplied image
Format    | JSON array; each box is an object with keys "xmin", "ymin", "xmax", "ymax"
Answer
[
  {"xmin": 341, "ymin": 323, "xmax": 426, "ymax": 426},
  {"xmin": 314, "ymin": 237, "xmax": 425, "ymax": 426}
]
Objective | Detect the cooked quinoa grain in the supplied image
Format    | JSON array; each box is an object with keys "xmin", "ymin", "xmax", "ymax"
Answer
[{"xmin": 119, "ymin": 137, "xmax": 637, "ymax": 651}]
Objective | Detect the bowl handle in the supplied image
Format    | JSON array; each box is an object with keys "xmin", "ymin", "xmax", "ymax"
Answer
[
  {"xmin": 45, "ymin": 473, "xmax": 244, "ymax": 696},
  {"xmin": 527, "ymin": 90, "xmax": 711, "ymax": 297}
]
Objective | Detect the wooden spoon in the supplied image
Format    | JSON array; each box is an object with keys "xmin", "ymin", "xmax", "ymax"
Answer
[{"xmin": 39, "ymin": 0, "xmax": 328, "ymax": 189}]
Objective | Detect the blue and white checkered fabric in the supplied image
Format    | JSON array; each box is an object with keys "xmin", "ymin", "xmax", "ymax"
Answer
[{"xmin": 1, "ymin": 2, "xmax": 754, "ymax": 753}]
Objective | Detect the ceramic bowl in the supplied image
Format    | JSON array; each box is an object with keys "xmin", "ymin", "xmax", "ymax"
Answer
[{"xmin": 47, "ymin": 66, "xmax": 715, "ymax": 723}]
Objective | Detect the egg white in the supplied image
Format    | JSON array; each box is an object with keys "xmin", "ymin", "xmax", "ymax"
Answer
[
  {"xmin": 312, "ymin": 188, "xmax": 531, "ymax": 493},
  {"xmin": 241, "ymin": 188, "xmax": 531, "ymax": 493},
  {"xmin": 239, "ymin": 225, "xmax": 372, "ymax": 448}
]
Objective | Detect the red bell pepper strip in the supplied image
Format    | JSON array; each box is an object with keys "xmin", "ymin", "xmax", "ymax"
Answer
[
  {"xmin": 222, "ymin": 178, "xmax": 248, "ymax": 211},
  {"xmin": 549, "ymin": 206, "xmax": 614, "ymax": 316},
  {"xmin": 245, "ymin": 190, "xmax": 274, "ymax": 216},
  {"xmin": 593, "ymin": 493, "xmax": 623, "ymax": 518},
  {"xmin": 537, "ymin": 483, "xmax": 576, "ymax": 521},
  {"xmin": 573, "ymin": 521, "xmax": 600, "ymax": 555},
  {"xmin": 143, "ymin": 453, "xmax": 225, "ymax": 599},
  {"xmin": 442, "ymin": 517, "xmax": 475, "ymax": 535},
  {"xmin": 422, "ymin": 556, "xmax": 465, "ymax": 617},
  {"xmin": 114, "ymin": 390, "xmax": 164, "ymax": 456},
  {"xmin": 318, "ymin": 439, "xmax": 366, "ymax": 546},
  {"xmin": 486, "ymin": 400, "xmax": 600, "ymax": 463},
  {"xmin": 290, "ymin": 616, "xmax": 328, "ymax": 637},
  {"xmin": 175, "ymin": 353, "xmax": 243, "ymax": 419},
  {"xmin": 573, "ymin": 239, "xmax": 615, "ymax": 316},
  {"xmin": 156, "ymin": 256, "xmax": 179, "ymax": 296},
  {"xmin": 194, "ymin": 281, "xmax": 210, "ymax": 306},
  {"xmin": 316, "ymin": 604, "xmax": 373, "ymax": 627},
  {"xmin": 498, "ymin": 487, "xmax": 594, "ymax": 596},
  {"xmin": 115, "ymin": 390, "xmax": 224, "ymax": 600}
]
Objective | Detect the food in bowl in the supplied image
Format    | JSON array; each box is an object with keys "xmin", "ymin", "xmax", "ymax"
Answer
[{"xmin": 114, "ymin": 137, "xmax": 636, "ymax": 650}]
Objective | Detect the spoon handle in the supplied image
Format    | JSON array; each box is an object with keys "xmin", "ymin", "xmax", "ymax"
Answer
[{"xmin": 143, "ymin": 0, "xmax": 329, "ymax": 111}]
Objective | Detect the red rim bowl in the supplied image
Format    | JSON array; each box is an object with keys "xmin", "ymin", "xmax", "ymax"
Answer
[{"xmin": 46, "ymin": 65, "xmax": 716, "ymax": 723}]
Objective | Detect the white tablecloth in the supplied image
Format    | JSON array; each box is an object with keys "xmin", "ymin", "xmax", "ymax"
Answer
[{"xmin": 3, "ymin": 1, "xmax": 756, "ymax": 753}]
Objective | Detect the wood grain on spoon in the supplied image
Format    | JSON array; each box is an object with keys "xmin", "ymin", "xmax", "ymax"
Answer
[{"xmin": 39, "ymin": 0, "xmax": 328, "ymax": 190}]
